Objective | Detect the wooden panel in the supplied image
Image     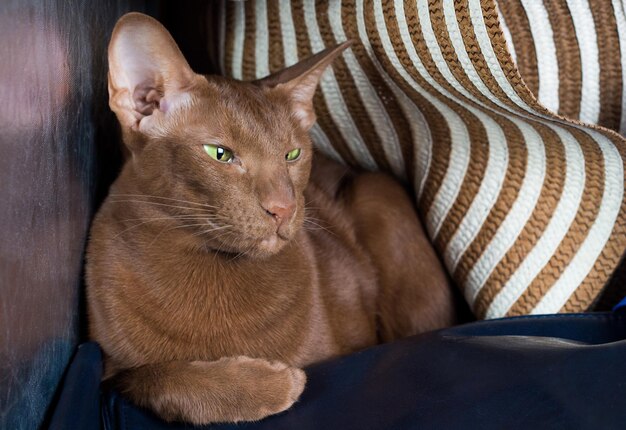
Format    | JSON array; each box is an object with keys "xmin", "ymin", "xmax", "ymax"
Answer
[{"xmin": 0, "ymin": 0, "xmax": 148, "ymax": 428}]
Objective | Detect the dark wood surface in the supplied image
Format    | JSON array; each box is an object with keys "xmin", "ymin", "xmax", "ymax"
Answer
[{"xmin": 0, "ymin": 1, "xmax": 150, "ymax": 428}]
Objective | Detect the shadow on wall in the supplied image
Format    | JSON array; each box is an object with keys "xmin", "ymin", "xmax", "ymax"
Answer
[{"xmin": 0, "ymin": 0, "xmax": 150, "ymax": 428}]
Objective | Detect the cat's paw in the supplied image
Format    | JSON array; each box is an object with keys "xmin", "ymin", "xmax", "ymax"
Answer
[
  {"xmin": 128, "ymin": 357, "xmax": 306, "ymax": 424},
  {"xmin": 225, "ymin": 356, "xmax": 306, "ymax": 421}
]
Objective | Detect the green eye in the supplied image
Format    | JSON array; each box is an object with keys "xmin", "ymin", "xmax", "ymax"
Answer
[
  {"xmin": 286, "ymin": 148, "xmax": 301, "ymax": 162},
  {"xmin": 204, "ymin": 144, "xmax": 234, "ymax": 163}
]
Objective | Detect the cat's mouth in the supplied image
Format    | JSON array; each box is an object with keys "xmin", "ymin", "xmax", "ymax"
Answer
[
  {"xmin": 198, "ymin": 210, "xmax": 302, "ymax": 258},
  {"xmin": 249, "ymin": 209, "xmax": 301, "ymax": 257}
]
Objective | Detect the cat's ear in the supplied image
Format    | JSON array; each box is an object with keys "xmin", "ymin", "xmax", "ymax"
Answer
[
  {"xmin": 255, "ymin": 41, "xmax": 353, "ymax": 131},
  {"xmin": 107, "ymin": 13, "xmax": 198, "ymax": 139}
]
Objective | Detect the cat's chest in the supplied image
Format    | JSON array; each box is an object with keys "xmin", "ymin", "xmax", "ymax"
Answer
[{"xmin": 142, "ymin": 242, "xmax": 319, "ymax": 361}]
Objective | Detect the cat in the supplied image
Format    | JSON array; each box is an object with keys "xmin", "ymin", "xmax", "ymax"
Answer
[{"xmin": 86, "ymin": 12, "xmax": 457, "ymax": 425}]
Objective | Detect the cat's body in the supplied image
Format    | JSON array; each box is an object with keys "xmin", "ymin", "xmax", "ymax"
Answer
[{"xmin": 86, "ymin": 13, "xmax": 455, "ymax": 424}]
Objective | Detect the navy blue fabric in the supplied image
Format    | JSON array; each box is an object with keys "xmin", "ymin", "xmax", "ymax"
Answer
[
  {"xmin": 613, "ymin": 296, "xmax": 626, "ymax": 312},
  {"xmin": 50, "ymin": 313, "xmax": 626, "ymax": 430},
  {"xmin": 47, "ymin": 343, "xmax": 103, "ymax": 430}
]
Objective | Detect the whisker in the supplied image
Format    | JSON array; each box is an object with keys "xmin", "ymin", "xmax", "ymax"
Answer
[
  {"xmin": 303, "ymin": 215, "xmax": 329, "ymax": 225},
  {"xmin": 113, "ymin": 219, "xmax": 174, "ymax": 239},
  {"xmin": 303, "ymin": 218, "xmax": 336, "ymax": 236},
  {"xmin": 110, "ymin": 193, "xmax": 218, "ymax": 209},
  {"xmin": 120, "ymin": 215, "xmax": 223, "ymax": 223},
  {"xmin": 213, "ymin": 235, "xmax": 226, "ymax": 263},
  {"xmin": 228, "ymin": 235, "xmax": 253, "ymax": 261},
  {"xmin": 113, "ymin": 214, "xmax": 227, "ymax": 239},
  {"xmin": 109, "ymin": 199, "xmax": 215, "ymax": 213},
  {"xmin": 232, "ymin": 245, "xmax": 253, "ymax": 261},
  {"xmin": 203, "ymin": 230, "xmax": 234, "ymax": 255},
  {"xmin": 146, "ymin": 221, "xmax": 228, "ymax": 249},
  {"xmin": 147, "ymin": 223, "xmax": 174, "ymax": 249},
  {"xmin": 192, "ymin": 225, "xmax": 232, "ymax": 237},
  {"xmin": 167, "ymin": 222, "xmax": 225, "ymax": 232}
]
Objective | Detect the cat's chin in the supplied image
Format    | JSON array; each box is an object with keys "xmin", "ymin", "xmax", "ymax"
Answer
[
  {"xmin": 254, "ymin": 234, "xmax": 288, "ymax": 258},
  {"xmin": 202, "ymin": 232, "xmax": 290, "ymax": 259}
]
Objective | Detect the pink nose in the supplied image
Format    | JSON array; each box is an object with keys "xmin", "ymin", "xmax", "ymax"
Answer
[{"xmin": 263, "ymin": 201, "xmax": 295, "ymax": 226}]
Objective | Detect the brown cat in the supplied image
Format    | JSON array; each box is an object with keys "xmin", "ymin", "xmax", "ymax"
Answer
[{"xmin": 86, "ymin": 12, "xmax": 456, "ymax": 425}]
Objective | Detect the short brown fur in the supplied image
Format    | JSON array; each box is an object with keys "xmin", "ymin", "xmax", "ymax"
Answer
[{"xmin": 86, "ymin": 12, "xmax": 456, "ymax": 425}]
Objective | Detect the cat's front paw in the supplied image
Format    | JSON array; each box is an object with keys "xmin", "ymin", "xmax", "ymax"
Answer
[
  {"xmin": 116, "ymin": 357, "xmax": 306, "ymax": 425},
  {"xmin": 225, "ymin": 356, "xmax": 306, "ymax": 421}
]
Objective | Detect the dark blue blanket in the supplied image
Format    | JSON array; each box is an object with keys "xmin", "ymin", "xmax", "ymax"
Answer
[{"xmin": 49, "ymin": 312, "xmax": 626, "ymax": 430}]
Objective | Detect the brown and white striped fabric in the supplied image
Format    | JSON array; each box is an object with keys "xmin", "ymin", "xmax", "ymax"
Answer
[
  {"xmin": 497, "ymin": 0, "xmax": 626, "ymax": 134},
  {"xmin": 216, "ymin": 0, "xmax": 626, "ymax": 319}
]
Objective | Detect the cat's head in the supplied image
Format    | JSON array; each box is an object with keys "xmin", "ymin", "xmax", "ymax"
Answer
[{"xmin": 107, "ymin": 13, "xmax": 349, "ymax": 258}]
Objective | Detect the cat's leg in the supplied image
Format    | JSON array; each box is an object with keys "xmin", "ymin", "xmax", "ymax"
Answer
[
  {"xmin": 345, "ymin": 172, "xmax": 457, "ymax": 341},
  {"xmin": 111, "ymin": 356, "xmax": 306, "ymax": 424}
]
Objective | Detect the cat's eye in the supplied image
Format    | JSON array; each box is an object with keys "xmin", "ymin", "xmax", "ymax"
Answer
[
  {"xmin": 204, "ymin": 144, "xmax": 234, "ymax": 163},
  {"xmin": 286, "ymin": 148, "xmax": 301, "ymax": 162}
]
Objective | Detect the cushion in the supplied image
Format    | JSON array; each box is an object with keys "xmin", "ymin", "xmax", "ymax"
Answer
[
  {"xmin": 216, "ymin": 0, "xmax": 626, "ymax": 319},
  {"xmin": 98, "ymin": 312, "xmax": 626, "ymax": 429},
  {"xmin": 497, "ymin": 0, "xmax": 626, "ymax": 133}
]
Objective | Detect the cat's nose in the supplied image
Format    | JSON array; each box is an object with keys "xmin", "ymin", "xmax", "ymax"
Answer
[{"xmin": 263, "ymin": 201, "xmax": 295, "ymax": 226}]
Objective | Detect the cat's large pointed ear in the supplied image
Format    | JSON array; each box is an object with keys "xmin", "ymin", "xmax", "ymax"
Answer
[
  {"xmin": 255, "ymin": 41, "xmax": 352, "ymax": 131},
  {"xmin": 108, "ymin": 12, "xmax": 198, "ymax": 138}
]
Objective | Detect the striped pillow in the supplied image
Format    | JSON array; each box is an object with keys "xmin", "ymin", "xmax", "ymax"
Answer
[
  {"xmin": 497, "ymin": 0, "xmax": 626, "ymax": 134},
  {"xmin": 216, "ymin": 0, "xmax": 626, "ymax": 319}
]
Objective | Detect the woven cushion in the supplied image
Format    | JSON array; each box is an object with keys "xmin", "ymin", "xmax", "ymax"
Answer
[
  {"xmin": 216, "ymin": 0, "xmax": 626, "ymax": 319},
  {"xmin": 497, "ymin": 0, "xmax": 626, "ymax": 134}
]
